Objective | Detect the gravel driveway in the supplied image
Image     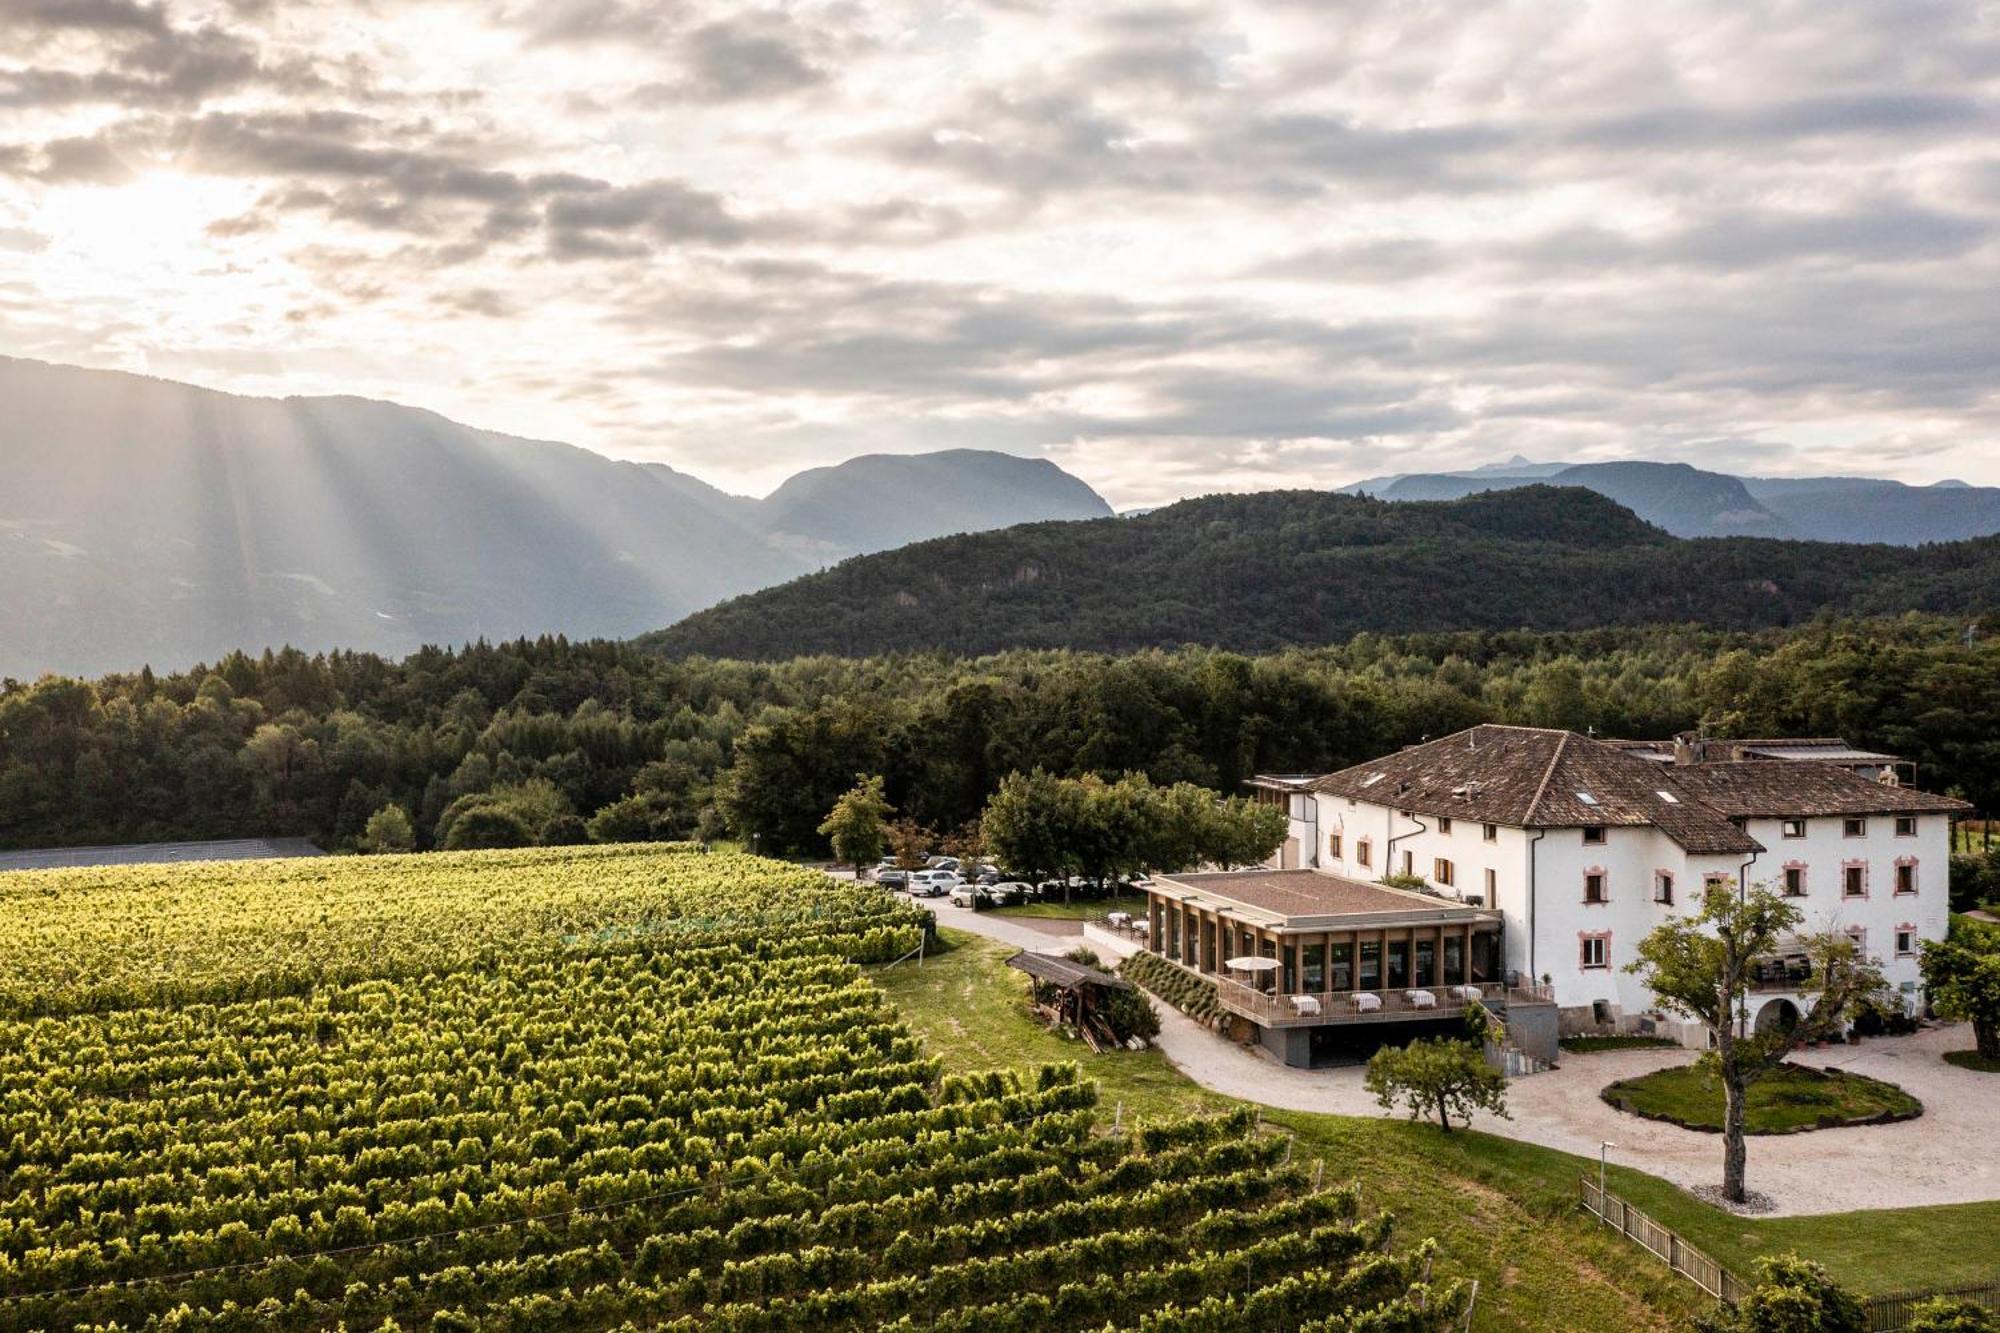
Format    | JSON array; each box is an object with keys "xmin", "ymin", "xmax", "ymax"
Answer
[{"xmin": 924, "ymin": 900, "xmax": 1996, "ymax": 1216}]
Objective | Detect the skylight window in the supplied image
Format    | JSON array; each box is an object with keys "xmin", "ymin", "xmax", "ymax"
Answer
[
  {"xmin": 1361, "ymin": 773, "xmax": 1385, "ymax": 787},
  {"xmin": 1656, "ymin": 790, "xmax": 1680, "ymax": 804},
  {"xmin": 1575, "ymin": 791, "xmax": 1600, "ymax": 806}
]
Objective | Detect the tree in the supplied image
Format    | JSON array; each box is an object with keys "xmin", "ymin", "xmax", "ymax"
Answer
[
  {"xmin": 361, "ymin": 804, "xmax": 414, "ymax": 854},
  {"xmin": 884, "ymin": 816, "xmax": 933, "ymax": 871},
  {"xmin": 982, "ymin": 769, "xmax": 1083, "ymax": 888},
  {"xmin": 1363, "ymin": 1037, "xmax": 1509, "ymax": 1132},
  {"xmin": 1201, "ymin": 793, "xmax": 1288, "ymax": 870},
  {"xmin": 1628, "ymin": 882, "xmax": 1886, "ymax": 1204},
  {"xmin": 442, "ymin": 805, "xmax": 534, "ymax": 850},
  {"xmin": 242, "ymin": 722, "xmax": 319, "ymax": 819},
  {"xmin": 818, "ymin": 775, "xmax": 894, "ymax": 876},
  {"xmin": 1921, "ymin": 917, "xmax": 2000, "ymax": 1060}
]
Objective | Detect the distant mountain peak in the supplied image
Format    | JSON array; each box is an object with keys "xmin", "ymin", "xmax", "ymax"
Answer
[{"xmin": 0, "ymin": 359, "xmax": 1113, "ymax": 677}]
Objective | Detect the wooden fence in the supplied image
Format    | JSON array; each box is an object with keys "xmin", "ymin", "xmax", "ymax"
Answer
[
  {"xmin": 1578, "ymin": 1177, "xmax": 1749, "ymax": 1305},
  {"xmin": 1862, "ymin": 1282, "xmax": 2000, "ymax": 1332}
]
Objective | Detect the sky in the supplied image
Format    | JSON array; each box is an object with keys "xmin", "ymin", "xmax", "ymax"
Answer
[{"xmin": 2, "ymin": 1, "xmax": 1998, "ymax": 510}]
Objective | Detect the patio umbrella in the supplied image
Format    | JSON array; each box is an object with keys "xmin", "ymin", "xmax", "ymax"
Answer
[{"xmin": 1223, "ymin": 956, "xmax": 1279, "ymax": 972}]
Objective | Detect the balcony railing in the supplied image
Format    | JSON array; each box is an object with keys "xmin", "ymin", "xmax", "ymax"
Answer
[{"xmin": 1198, "ymin": 967, "xmax": 1553, "ymax": 1028}]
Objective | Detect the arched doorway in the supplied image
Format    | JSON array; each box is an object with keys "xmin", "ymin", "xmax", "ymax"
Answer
[{"xmin": 1753, "ymin": 997, "xmax": 1801, "ymax": 1037}]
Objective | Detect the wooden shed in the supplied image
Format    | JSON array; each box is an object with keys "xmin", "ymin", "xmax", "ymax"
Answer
[{"xmin": 1006, "ymin": 950, "xmax": 1133, "ymax": 1052}]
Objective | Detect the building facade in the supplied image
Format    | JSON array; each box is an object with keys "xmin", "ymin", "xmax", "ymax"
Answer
[{"xmin": 1248, "ymin": 726, "xmax": 1967, "ymax": 1038}]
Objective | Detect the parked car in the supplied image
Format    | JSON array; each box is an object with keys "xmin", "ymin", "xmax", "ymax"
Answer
[
  {"xmin": 907, "ymin": 870, "xmax": 960, "ymax": 897},
  {"xmin": 947, "ymin": 883, "xmax": 986, "ymax": 908},
  {"xmin": 926, "ymin": 856, "xmax": 961, "ymax": 871},
  {"xmin": 975, "ymin": 864, "xmax": 1002, "ymax": 884},
  {"xmin": 986, "ymin": 881, "xmax": 1031, "ymax": 906},
  {"xmin": 876, "ymin": 867, "xmax": 909, "ymax": 889}
]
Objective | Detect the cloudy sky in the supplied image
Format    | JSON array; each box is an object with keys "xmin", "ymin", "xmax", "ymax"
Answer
[{"xmin": 3, "ymin": 0, "xmax": 1998, "ymax": 507}]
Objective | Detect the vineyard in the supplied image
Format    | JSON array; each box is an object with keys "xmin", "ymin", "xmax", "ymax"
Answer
[{"xmin": 0, "ymin": 845, "xmax": 1465, "ymax": 1330}]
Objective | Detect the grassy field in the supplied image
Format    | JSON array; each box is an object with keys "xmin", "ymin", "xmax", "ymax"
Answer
[
  {"xmin": 987, "ymin": 892, "xmax": 1150, "ymax": 920},
  {"xmin": 1601, "ymin": 1064, "xmax": 1922, "ymax": 1134},
  {"xmin": 872, "ymin": 929, "xmax": 2000, "ymax": 1321}
]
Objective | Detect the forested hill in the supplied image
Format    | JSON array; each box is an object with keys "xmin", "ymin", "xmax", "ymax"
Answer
[{"xmin": 639, "ymin": 486, "xmax": 2000, "ymax": 659}]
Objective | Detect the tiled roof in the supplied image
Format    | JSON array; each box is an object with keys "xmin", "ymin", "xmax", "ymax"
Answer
[
  {"xmin": 1662, "ymin": 764, "xmax": 1971, "ymax": 819},
  {"xmin": 1310, "ymin": 725, "xmax": 1759, "ymax": 854}
]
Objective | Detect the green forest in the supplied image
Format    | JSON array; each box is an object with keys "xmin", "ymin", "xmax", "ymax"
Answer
[
  {"xmin": 644, "ymin": 487, "xmax": 2000, "ymax": 659},
  {"xmin": 4, "ymin": 615, "xmax": 1997, "ymax": 864}
]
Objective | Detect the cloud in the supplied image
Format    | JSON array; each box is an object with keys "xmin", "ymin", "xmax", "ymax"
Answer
[{"xmin": 2, "ymin": 0, "xmax": 1999, "ymax": 505}]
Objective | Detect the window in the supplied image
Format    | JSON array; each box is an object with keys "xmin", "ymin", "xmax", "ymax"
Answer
[
  {"xmin": 1483, "ymin": 823, "xmax": 1498, "ymax": 843},
  {"xmin": 1402, "ymin": 850, "xmax": 1414, "ymax": 877},
  {"xmin": 1845, "ymin": 925, "xmax": 1869, "ymax": 958},
  {"xmin": 1895, "ymin": 816, "xmax": 1918, "ymax": 837},
  {"xmin": 1894, "ymin": 929, "xmax": 1915, "ymax": 958},
  {"xmin": 1584, "ymin": 871, "xmax": 1608, "ymax": 904},
  {"xmin": 1781, "ymin": 819, "xmax": 1806, "ymax": 839},
  {"xmin": 1704, "ymin": 872, "xmax": 1733, "ymax": 888},
  {"xmin": 1654, "ymin": 871, "xmax": 1674, "ymax": 905},
  {"xmin": 1355, "ymin": 838, "xmax": 1372, "ymax": 869},
  {"xmin": 1580, "ymin": 935, "xmax": 1610, "ymax": 969},
  {"xmin": 1328, "ymin": 832, "xmax": 1343, "ymax": 860},
  {"xmin": 1782, "ymin": 865, "xmax": 1806, "ymax": 897},
  {"xmin": 1433, "ymin": 857, "xmax": 1455, "ymax": 887},
  {"xmin": 1843, "ymin": 862, "xmax": 1867, "ymax": 898},
  {"xmin": 1843, "ymin": 817, "xmax": 1867, "ymax": 838},
  {"xmin": 1436, "ymin": 815, "xmax": 1453, "ymax": 836},
  {"xmin": 1582, "ymin": 826, "xmax": 1606, "ymax": 845},
  {"xmin": 1895, "ymin": 860, "xmax": 1917, "ymax": 895},
  {"xmin": 1484, "ymin": 867, "xmax": 1497, "ymax": 899}
]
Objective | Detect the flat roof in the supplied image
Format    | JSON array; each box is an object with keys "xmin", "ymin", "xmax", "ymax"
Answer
[{"xmin": 1151, "ymin": 869, "xmax": 1501, "ymax": 931}]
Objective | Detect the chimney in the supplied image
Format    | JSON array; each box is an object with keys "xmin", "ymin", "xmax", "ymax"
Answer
[{"xmin": 1672, "ymin": 731, "xmax": 1701, "ymax": 766}]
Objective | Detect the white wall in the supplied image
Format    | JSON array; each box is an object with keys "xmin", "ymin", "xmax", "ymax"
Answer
[
  {"xmin": 1306, "ymin": 793, "xmax": 1955, "ymax": 1019},
  {"xmin": 1736, "ymin": 813, "xmax": 1949, "ymax": 1003}
]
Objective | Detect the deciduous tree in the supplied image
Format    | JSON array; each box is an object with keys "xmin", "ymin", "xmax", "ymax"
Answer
[
  {"xmin": 818, "ymin": 775, "xmax": 894, "ymax": 876},
  {"xmin": 1921, "ymin": 917, "xmax": 2000, "ymax": 1060},
  {"xmin": 1364, "ymin": 1037, "xmax": 1509, "ymax": 1132},
  {"xmin": 1628, "ymin": 882, "xmax": 1886, "ymax": 1203}
]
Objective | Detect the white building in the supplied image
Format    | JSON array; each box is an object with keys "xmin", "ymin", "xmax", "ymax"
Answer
[{"xmin": 1248, "ymin": 725, "xmax": 1969, "ymax": 1038}]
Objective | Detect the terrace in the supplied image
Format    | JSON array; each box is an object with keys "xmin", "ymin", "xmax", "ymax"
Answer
[{"xmin": 1139, "ymin": 868, "xmax": 1549, "ymax": 1031}]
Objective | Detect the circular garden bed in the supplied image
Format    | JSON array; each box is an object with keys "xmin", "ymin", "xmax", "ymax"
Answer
[{"xmin": 1600, "ymin": 1062, "xmax": 1922, "ymax": 1134}]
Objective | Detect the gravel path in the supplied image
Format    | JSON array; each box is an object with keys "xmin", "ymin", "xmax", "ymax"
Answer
[{"xmin": 930, "ymin": 901, "xmax": 1998, "ymax": 1216}]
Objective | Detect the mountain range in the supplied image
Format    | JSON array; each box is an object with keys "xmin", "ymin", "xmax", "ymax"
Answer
[
  {"xmin": 0, "ymin": 358, "xmax": 1110, "ymax": 678},
  {"xmin": 643, "ymin": 486, "xmax": 2000, "ymax": 659},
  {"xmin": 1342, "ymin": 458, "xmax": 2000, "ymax": 544}
]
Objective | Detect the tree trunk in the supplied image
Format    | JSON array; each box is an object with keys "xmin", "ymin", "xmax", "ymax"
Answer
[
  {"xmin": 1977, "ymin": 1018, "xmax": 1998, "ymax": 1060},
  {"xmin": 1720, "ymin": 1064, "xmax": 1749, "ymax": 1203},
  {"xmin": 1437, "ymin": 1095, "xmax": 1452, "ymax": 1132}
]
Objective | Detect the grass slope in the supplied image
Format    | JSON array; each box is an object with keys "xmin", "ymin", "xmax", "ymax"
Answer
[
  {"xmin": 873, "ymin": 930, "xmax": 2000, "ymax": 1317},
  {"xmin": 643, "ymin": 487, "xmax": 2000, "ymax": 659}
]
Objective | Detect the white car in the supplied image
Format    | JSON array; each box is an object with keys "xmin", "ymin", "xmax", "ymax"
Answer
[
  {"xmin": 907, "ymin": 870, "xmax": 960, "ymax": 898},
  {"xmin": 947, "ymin": 883, "xmax": 986, "ymax": 908}
]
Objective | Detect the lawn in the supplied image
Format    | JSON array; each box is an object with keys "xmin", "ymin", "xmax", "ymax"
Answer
[
  {"xmin": 871, "ymin": 929, "xmax": 2000, "ymax": 1320},
  {"xmin": 1601, "ymin": 1063, "xmax": 1921, "ymax": 1134},
  {"xmin": 1561, "ymin": 1035, "xmax": 1683, "ymax": 1054},
  {"xmin": 1944, "ymin": 1049, "xmax": 2000, "ymax": 1073},
  {"xmin": 987, "ymin": 891, "xmax": 1150, "ymax": 921}
]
